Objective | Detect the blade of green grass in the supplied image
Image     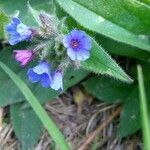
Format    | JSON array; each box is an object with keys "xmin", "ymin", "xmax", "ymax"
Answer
[
  {"xmin": 137, "ymin": 65, "xmax": 150, "ymax": 150},
  {"xmin": 0, "ymin": 61, "xmax": 69, "ymax": 150}
]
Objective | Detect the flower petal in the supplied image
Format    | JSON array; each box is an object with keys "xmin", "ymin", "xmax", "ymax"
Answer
[
  {"xmin": 33, "ymin": 61, "xmax": 50, "ymax": 75},
  {"xmin": 67, "ymin": 48, "xmax": 77, "ymax": 60},
  {"xmin": 70, "ymin": 29, "xmax": 85, "ymax": 39},
  {"xmin": 12, "ymin": 17, "xmax": 21, "ymax": 24},
  {"xmin": 81, "ymin": 36, "xmax": 92, "ymax": 50},
  {"xmin": 14, "ymin": 50, "xmax": 34, "ymax": 67},
  {"xmin": 6, "ymin": 24, "xmax": 16, "ymax": 32},
  {"xmin": 9, "ymin": 36, "xmax": 20, "ymax": 45},
  {"xmin": 51, "ymin": 71, "xmax": 63, "ymax": 91},
  {"xmin": 63, "ymin": 34, "xmax": 72, "ymax": 48},
  {"xmin": 27, "ymin": 68, "xmax": 40, "ymax": 83},
  {"xmin": 76, "ymin": 49, "xmax": 90, "ymax": 61},
  {"xmin": 40, "ymin": 73, "xmax": 51, "ymax": 88},
  {"xmin": 17, "ymin": 23, "xmax": 32, "ymax": 37}
]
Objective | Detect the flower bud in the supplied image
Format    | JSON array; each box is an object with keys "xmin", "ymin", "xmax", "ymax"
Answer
[
  {"xmin": 14, "ymin": 50, "xmax": 34, "ymax": 67},
  {"xmin": 6, "ymin": 17, "xmax": 33, "ymax": 45}
]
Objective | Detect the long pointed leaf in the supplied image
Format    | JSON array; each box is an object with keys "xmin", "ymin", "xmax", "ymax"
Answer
[
  {"xmin": 81, "ymin": 38, "xmax": 133, "ymax": 83},
  {"xmin": 137, "ymin": 65, "xmax": 150, "ymax": 150}
]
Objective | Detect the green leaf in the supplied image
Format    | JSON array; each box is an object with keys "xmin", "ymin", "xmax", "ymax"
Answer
[
  {"xmin": 0, "ymin": 46, "xmax": 88, "ymax": 107},
  {"xmin": 56, "ymin": 0, "xmax": 150, "ymax": 51},
  {"xmin": 74, "ymin": 0, "xmax": 150, "ymax": 35},
  {"xmin": 96, "ymin": 34, "xmax": 150, "ymax": 61},
  {"xmin": 27, "ymin": 2, "xmax": 41, "ymax": 26},
  {"xmin": 117, "ymin": 87, "xmax": 141, "ymax": 137},
  {"xmin": 138, "ymin": 0, "xmax": 150, "ymax": 5},
  {"xmin": 0, "ymin": 61, "xmax": 69, "ymax": 150},
  {"xmin": 10, "ymin": 103, "xmax": 42, "ymax": 150},
  {"xmin": 0, "ymin": 11, "xmax": 9, "ymax": 38},
  {"xmin": 83, "ymin": 76, "xmax": 133, "ymax": 103},
  {"xmin": 81, "ymin": 38, "xmax": 132, "ymax": 83}
]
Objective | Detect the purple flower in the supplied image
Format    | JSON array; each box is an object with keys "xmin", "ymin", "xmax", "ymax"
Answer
[
  {"xmin": 14, "ymin": 50, "xmax": 34, "ymax": 67},
  {"xmin": 6, "ymin": 17, "xmax": 33, "ymax": 45},
  {"xmin": 63, "ymin": 29, "xmax": 91, "ymax": 61},
  {"xmin": 27, "ymin": 61, "xmax": 52, "ymax": 88},
  {"xmin": 50, "ymin": 69, "xmax": 63, "ymax": 91}
]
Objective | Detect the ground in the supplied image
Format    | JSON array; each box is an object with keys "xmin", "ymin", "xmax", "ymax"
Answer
[{"xmin": 0, "ymin": 86, "xmax": 142, "ymax": 150}]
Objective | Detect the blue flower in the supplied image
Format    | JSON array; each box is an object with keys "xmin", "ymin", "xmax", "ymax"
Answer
[
  {"xmin": 6, "ymin": 17, "xmax": 33, "ymax": 45},
  {"xmin": 50, "ymin": 69, "xmax": 63, "ymax": 91},
  {"xmin": 27, "ymin": 61, "xmax": 52, "ymax": 88},
  {"xmin": 63, "ymin": 29, "xmax": 91, "ymax": 61}
]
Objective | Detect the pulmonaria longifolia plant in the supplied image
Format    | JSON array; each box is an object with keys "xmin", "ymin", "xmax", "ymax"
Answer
[{"xmin": 6, "ymin": 13, "xmax": 92, "ymax": 91}]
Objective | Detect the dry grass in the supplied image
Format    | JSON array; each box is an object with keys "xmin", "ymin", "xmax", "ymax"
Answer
[{"xmin": 0, "ymin": 88, "xmax": 142, "ymax": 150}]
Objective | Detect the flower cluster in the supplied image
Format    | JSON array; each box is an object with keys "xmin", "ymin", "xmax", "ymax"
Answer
[
  {"xmin": 6, "ymin": 14, "xmax": 91, "ymax": 91},
  {"xmin": 27, "ymin": 61, "xmax": 63, "ymax": 90}
]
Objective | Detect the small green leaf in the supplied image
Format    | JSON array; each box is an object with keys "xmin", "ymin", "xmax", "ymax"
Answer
[
  {"xmin": 10, "ymin": 103, "xmax": 42, "ymax": 150},
  {"xmin": 27, "ymin": 2, "xmax": 41, "ymax": 26},
  {"xmin": 56, "ymin": 0, "xmax": 150, "ymax": 51},
  {"xmin": 81, "ymin": 38, "xmax": 132, "ymax": 83},
  {"xmin": 0, "ymin": 11, "xmax": 9, "ymax": 38}
]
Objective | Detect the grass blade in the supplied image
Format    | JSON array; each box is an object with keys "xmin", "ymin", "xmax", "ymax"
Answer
[
  {"xmin": 137, "ymin": 64, "xmax": 150, "ymax": 150},
  {"xmin": 0, "ymin": 61, "xmax": 69, "ymax": 150}
]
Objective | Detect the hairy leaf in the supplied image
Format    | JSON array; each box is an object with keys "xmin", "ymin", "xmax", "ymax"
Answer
[
  {"xmin": 56, "ymin": 0, "xmax": 150, "ymax": 51},
  {"xmin": 74, "ymin": 0, "xmax": 150, "ymax": 35},
  {"xmin": 81, "ymin": 38, "xmax": 133, "ymax": 83}
]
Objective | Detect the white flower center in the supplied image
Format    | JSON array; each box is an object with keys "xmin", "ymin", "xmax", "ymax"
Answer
[{"xmin": 71, "ymin": 40, "xmax": 79, "ymax": 49}]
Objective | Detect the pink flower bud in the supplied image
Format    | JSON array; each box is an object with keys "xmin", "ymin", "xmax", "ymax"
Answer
[{"xmin": 14, "ymin": 50, "xmax": 34, "ymax": 67}]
